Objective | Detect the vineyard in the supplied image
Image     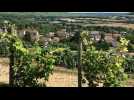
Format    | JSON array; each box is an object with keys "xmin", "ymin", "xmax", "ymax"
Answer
[
  {"xmin": 0, "ymin": 14, "xmax": 134, "ymax": 87},
  {"xmin": 0, "ymin": 21, "xmax": 79, "ymax": 87}
]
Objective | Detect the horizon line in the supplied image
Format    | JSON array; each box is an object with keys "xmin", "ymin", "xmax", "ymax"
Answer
[{"xmin": 68, "ymin": 12, "xmax": 129, "ymax": 13}]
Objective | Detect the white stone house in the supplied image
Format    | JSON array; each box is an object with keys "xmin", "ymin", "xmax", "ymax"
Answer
[
  {"xmin": 18, "ymin": 29, "xmax": 39, "ymax": 42},
  {"xmin": 90, "ymin": 31, "xmax": 101, "ymax": 41}
]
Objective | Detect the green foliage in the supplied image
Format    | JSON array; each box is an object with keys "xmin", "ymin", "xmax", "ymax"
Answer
[
  {"xmin": 125, "ymin": 33, "xmax": 134, "ymax": 52},
  {"xmin": 68, "ymin": 42, "xmax": 79, "ymax": 50},
  {"xmin": 95, "ymin": 40, "xmax": 111, "ymax": 51},
  {"xmin": 59, "ymin": 41, "xmax": 79, "ymax": 50},
  {"xmin": 48, "ymin": 43, "xmax": 69, "ymax": 49},
  {"xmin": 48, "ymin": 47, "xmax": 78, "ymax": 69},
  {"xmin": 0, "ymin": 23, "xmax": 55, "ymax": 87},
  {"xmin": 12, "ymin": 43, "xmax": 55, "ymax": 87},
  {"xmin": 45, "ymin": 43, "xmax": 78, "ymax": 69},
  {"xmin": 0, "ymin": 41, "xmax": 10, "ymax": 57},
  {"xmin": 128, "ymin": 43, "xmax": 134, "ymax": 52},
  {"xmin": 116, "ymin": 37, "xmax": 129, "ymax": 53},
  {"xmin": 124, "ymin": 56, "xmax": 134, "ymax": 73},
  {"xmin": 83, "ymin": 49, "xmax": 127, "ymax": 87},
  {"xmin": 56, "ymin": 49, "xmax": 78, "ymax": 69},
  {"xmin": 125, "ymin": 33, "xmax": 134, "ymax": 44},
  {"xmin": 81, "ymin": 31, "xmax": 128, "ymax": 87},
  {"xmin": 39, "ymin": 24, "xmax": 57, "ymax": 34}
]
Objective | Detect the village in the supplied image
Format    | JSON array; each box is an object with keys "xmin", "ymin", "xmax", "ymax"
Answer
[
  {"xmin": 17, "ymin": 28, "xmax": 128, "ymax": 49},
  {"xmin": 0, "ymin": 12, "xmax": 134, "ymax": 87}
]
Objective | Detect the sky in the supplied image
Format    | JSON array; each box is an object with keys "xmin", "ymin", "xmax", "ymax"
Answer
[{"xmin": 68, "ymin": 12, "xmax": 129, "ymax": 13}]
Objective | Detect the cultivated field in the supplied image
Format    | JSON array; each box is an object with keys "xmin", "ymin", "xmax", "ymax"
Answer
[{"xmin": 83, "ymin": 22, "xmax": 134, "ymax": 29}]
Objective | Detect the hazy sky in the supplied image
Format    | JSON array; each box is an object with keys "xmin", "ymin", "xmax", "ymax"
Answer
[{"xmin": 68, "ymin": 12, "xmax": 129, "ymax": 13}]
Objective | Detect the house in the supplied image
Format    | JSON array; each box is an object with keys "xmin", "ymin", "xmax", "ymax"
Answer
[
  {"xmin": 52, "ymin": 37, "xmax": 60, "ymax": 43},
  {"xmin": 105, "ymin": 33, "xmax": 121, "ymax": 47},
  {"xmin": 105, "ymin": 34, "xmax": 113, "ymax": 41},
  {"xmin": 56, "ymin": 29, "xmax": 68, "ymax": 40},
  {"xmin": 90, "ymin": 31, "xmax": 101, "ymax": 41},
  {"xmin": 46, "ymin": 32, "xmax": 55, "ymax": 38},
  {"xmin": 39, "ymin": 36, "xmax": 51, "ymax": 46},
  {"xmin": 89, "ymin": 31, "xmax": 122, "ymax": 47},
  {"xmin": 18, "ymin": 29, "xmax": 39, "ymax": 42},
  {"xmin": 0, "ymin": 28, "xmax": 4, "ymax": 33},
  {"xmin": 0, "ymin": 27, "xmax": 8, "ymax": 33},
  {"xmin": 112, "ymin": 33, "xmax": 121, "ymax": 39}
]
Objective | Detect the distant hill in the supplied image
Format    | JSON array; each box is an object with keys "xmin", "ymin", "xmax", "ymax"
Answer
[
  {"xmin": 128, "ymin": 12, "xmax": 134, "ymax": 15},
  {"xmin": 0, "ymin": 12, "xmax": 129, "ymax": 17},
  {"xmin": 68, "ymin": 12, "xmax": 129, "ymax": 17}
]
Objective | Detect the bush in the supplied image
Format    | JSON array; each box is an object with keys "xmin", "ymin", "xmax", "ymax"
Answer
[
  {"xmin": 124, "ymin": 56, "xmax": 134, "ymax": 73},
  {"xmin": 125, "ymin": 33, "xmax": 134, "ymax": 44},
  {"xmin": 95, "ymin": 40, "xmax": 111, "ymax": 51},
  {"xmin": 49, "ymin": 43, "xmax": 69, "ymax": 49},
  {"xmin": 68, "ymin": 42, "xmax": 79, "ymax": 50},
  {"xmin": 53, "ymin": 48, "xmax": 78, "ymax": 69},
  {"xmin": 128, "ymin": 43, "xmax": 134, "ymax": 52}
]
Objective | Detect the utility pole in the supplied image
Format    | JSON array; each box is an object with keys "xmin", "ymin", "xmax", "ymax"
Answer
[
  {"xmin": 9, "ymin": 39, "xmax": 15, "ymax": 87},
  {"xmin": 78, "ymin": 31, "xmax": 82, "ymax": 87},
  {"xmin": 8, "ymin": 23, "xmax": 15, "ymax": 87}
]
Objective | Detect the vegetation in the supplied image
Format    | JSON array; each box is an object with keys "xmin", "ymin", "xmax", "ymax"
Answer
[
  {"xmin": 95, "ymin": 41, "xmax": 111, "ymax": 51},
  {"xmin": 0, "ymin": 41, "xmax": 10, "ymax": 57},
  {"xmin": 125, "ymin": 33, "xmax": 134, "ymax": 52},
  {"xmin": 124, "ymin": 56, "xmax": 134, "ymax": 73},
  {"xmin": 53, "ymin": 48, "xmax": 78, "ymax": 69},
  {"xmin": 0, "ymin": 12, "xmax": 134, "ymax": 87},
  {"xmin": 94, "ymin": 33, "xmax": 111, "ymax": 51},
  {"xmin": 81, "ymin": 31, "xmax": 128, "ymax": 87},
  {"xmin": 0, "ymin": 23, "xmax": 55, "ymax": 87}
]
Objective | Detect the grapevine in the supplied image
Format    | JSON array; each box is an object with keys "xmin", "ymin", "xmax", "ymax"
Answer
[
  {"xmin": 0, "ymin": 22, "xmax": 55, "ymax": 87},
  {"xmin": 81, "ymin": 31, "xmax": 128, "ymax": 87}
]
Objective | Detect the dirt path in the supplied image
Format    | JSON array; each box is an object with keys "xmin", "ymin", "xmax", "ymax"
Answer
[
  {"xmin": 0, "ymin": 58, "xmax": 9, "ymax": 85},
  {"xmin": 46, "ymin": 67, "xmax": 78, "ymax": 87}
]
